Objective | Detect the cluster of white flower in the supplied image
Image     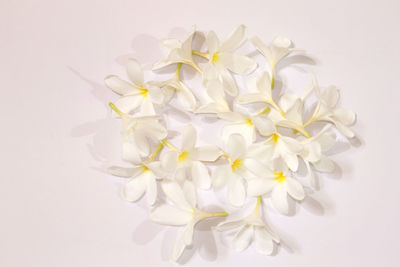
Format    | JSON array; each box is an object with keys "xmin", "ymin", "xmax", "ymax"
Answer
[{"xmin": 104, "ymin": 25, "xmax": 356, "ymax": 261}]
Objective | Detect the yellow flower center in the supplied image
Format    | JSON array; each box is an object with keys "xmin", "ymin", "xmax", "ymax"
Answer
[
  {"xmin": 231, "ymin": 159, "xmax": 243, "ymax": 172},
  {"xmin": 139, "ymin": 87, "xmax": 148, "ymax": 98},
  {"xmin": 271, "ymin": 133, "xmax": 280, "ymax": 144},
  {"xmin": 273, "ymin": 171, "xmax": 286, "ymax": 183},
  {"xmin": 212, "ymin": 52, "xmax": 219, "ymax": 63},
  {"xmin": 141, "ymin": 164, "xmax": 150, "ymax": 172},
  {"xmin": 178, "ymin": 151, "xmax": 189, "ymax": 163},
  {"xmin": 245, "ymin": 118, "xmax": 253, "ymax": 126}
]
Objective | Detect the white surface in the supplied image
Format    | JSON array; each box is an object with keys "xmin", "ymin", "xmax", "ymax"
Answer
[{"xmin": 1, "ymin": 0, "xmax": 399, "ymax": 266}]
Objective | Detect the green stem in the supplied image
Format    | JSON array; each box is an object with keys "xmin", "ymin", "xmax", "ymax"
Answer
[
  {"xmin": 109, "ymin": 102, "xmax": 126, "ymax": 117},
  {"xmin": 161, "ymin": 139, "xmax": 179, "ymax": 152},
  {"xmin": 192, "ymin": 50, "xmax": 210, "ymax": 60},
  {"xmin": 148, "ymin": 142, "xmax": 164, "ymax": 161}
]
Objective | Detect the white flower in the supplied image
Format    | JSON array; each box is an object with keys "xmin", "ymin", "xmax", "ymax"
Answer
[
  {"xmin": 150, "ymin": 181, "xmax": 228, "ymax": 261},
  {"xmin": 105, "ymin": 58, "xmax": 164, "ymax": 115},
  {"xmin": 235, "ymin": 71, "xmax": 286, "ymax": 117},
  {"xmin": 217, "ymin": 197, "xmax": 280, "ymax": 254},
  {"xmin": 251, "ymin": 132, "xmax": 303, "ymax": 171},
  {"xmin": 212, "ymin": 134, "xmax": 267, "ymax": 207},
  {"xmin": 218, "ymin": 109, "xmax": 275, "ymax": 145},
  {"xmin": 109, "ymin": 103, "xmax": 168, "ymax": 163},
  {"xmin": 108, "ymin": 160, "xmax": 163, "ymax": 205},
  {"xmin": 152, "ymin": 29, "xmax": 202, "ymax": 73},
  {"xmin": 160, "ymin": 125, "xmax": 222, "ymax": 189},
  {"xmin": 251, "ymin": 36, "xmax": 296, "ymax": 88},
  {"xmin": 195, "ymin": 79, "xmax": 230, "ymax": 114},
  {"xmin": 299, "ymin": 125, "xmax": 336, "ymax": 187},
  {"xmin": 247, "ymin": 167, "xmax": 305, "ymax": 215},
  {"xmin": 304, "ymin": 78, "xmax": 356, "ymax": 138},
  {"xmin": 204, "ymin": 25, "xmax": 257, "ymax": 96}
]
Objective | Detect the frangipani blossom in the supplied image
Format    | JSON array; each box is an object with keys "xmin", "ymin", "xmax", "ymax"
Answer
[
  {"xmin": 105, "ymin": 58, "xmax": 164, "ymax": 115},
  {"xmin": 203, "ymin": 25, "xmax": 257, "ymax": 96},
  {"xmin": 251, "ymin": 132, "xmax": 303, "ymax": 171},
  {"xmin": 196, "ymin": 79, "xmax": 230, "ymax": 114},
  {"xmin": 218, "ymin": 109, "xmax": 275, "ymax": 145},
  {"xmin": 217, "ymin": 197, "xmax": 280, "ymax": 254},
  {"xmin": 152, "ymin": 29, "xmax": 202, "ymax": 73},
  {"xmin": 108, "ymin": 160, "xmax": 164, "ymax": 205},
  {"xmin": 299, "ymin": 125, "xmax": 336, "ymax": 187},
  {"xmin": 235, "ymin": 71, "xmax": 286, "ymax": 118},
  {"xmin": 251, "ymin": 36, "xmax": 296, "ymax": 88},
  {"xmin": 247, "ymin": 168, "xmax": 305, "ymax": 215},
  {"xmin": 212, "ymin": 134, "xmax": 267, "ymax": 207},
  {"xmin": 150, "ymin": 181, "xmax": 228, "ymax": 261},
  {"xmin": 109, "ymin": 103, "xmax": 168, "ymax": 163},
  {"xmin": 304, "ymin": 80, "xmax": 356, "ymax": 138},
  {"xmin": 160, "ymin": 125, "xmax": 222, "ymax": 189}
]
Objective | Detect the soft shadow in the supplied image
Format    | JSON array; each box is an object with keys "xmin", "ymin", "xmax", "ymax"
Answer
[
  {"xmin": 133, "ymin": 220, "xmax": 164, "ymax": 245},
  {"xmin": 301, "ymin": 195, "xmax": 325, "ymax": 216}
]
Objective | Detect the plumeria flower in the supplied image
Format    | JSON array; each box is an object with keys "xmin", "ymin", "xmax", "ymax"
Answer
[
  {"xmin": 235, "ymin": 71, "xmax": 286, "ymax": 118},
  {"xmin": 108, "ymin": 156, "xmax": 164, "ymax": 205},
  {"xmin": 109, "ymin": 103, "xmax": 168, "ymax": 163},
  {"xmin": 152, "ymin": 29, "xmax": 202, "ymax": 73},
  {"xmin": 160, "ymin": 125, "xmax": 222, "ymax": 189},
  {"xmin": 299, "ymin": 125, "xmax": 336, "ymax": 188},
  {"xmin": 105, "ymin": 58, "xmax": 164, "ymax": 115},
  {"xmin": 212, "ymin": 133, "xmax": 267, "ymax": 207},
  {"xmin": 217, "ymin": 197, "xmax": 280, "ymax": 254},
  {"xmin": 203, "ymin": 24, "xmax": 257, "ymax": 96},
  {"xmin": 196, "ymin": 79, "xmax": 230, "ymax": 114},
  {"xmin": 247, "ymin": 166, "xmax": 305, "ymax": 215},
  {"xmin": 251, "ymin": 36, "xmax": 297, "ymax": 88},
  {"xmin": 150, "ymin": 181, "xmax": 228, "ymax": 261},
  {"xmin": 251, "ymin": 131, "xmax": 303, "ymax": 172},
  {"xmin": 218, "ymin": 109, "xmax": 275, "ymax": 145},
  {"xmin": 304, "ymin": 79, "xmax": 356, "ymax": 138}
]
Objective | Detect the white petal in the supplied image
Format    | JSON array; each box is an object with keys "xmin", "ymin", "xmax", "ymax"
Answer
[
  {"xmin": 281, "ymin": 150, "xmax": 299, "ymax": 171},
  {"xmin": 147, "ymin": 84, "xmax": 165, "ymax": 104},
  {"xmin": 146, "ymin": 174, "xmax": 157, "ymax": 205},
  {"xmin": 286, "ymin": 177, "xmax": 305, "ymax": 201},
  {"xmin": 219, "ymin": 52, "xmax": 257, "ymax": 74},
  {"xmin": 218, "ymin": 65, "xmax": 238, "ymax": 96},
  {"xmin": 182, "ymin": 181, "xmax": 197, "ymax": 207},
  {"xmin": 133, "ymin": 131, "xmax": 150, "ymax": 156},
  {"xmin": 212, "ymin": 165, "xmax": 231, "ymax": 189},
  {"xmin": 222, "ymin": 123, "xmax": 255, "ymax": 148},
  {"xmin": 192, "ymin": 146, "xmax": 222, "ymax": 162},
  {"xmin": 104, "ymin": 75, "xmax": 135, "ymax": 95},
  {"xmin": 254, "ymin": 226, "xmax": 274, "ymax": 255},
  {"xmin": 313, "ymin": 156, "xmax": 335, "ymax": 172},
  {"xmin": 126, "ymin": 58, "xmax": 144, "ymax": 86},
  {"xmin": 114, "ymin": 94, "xmax": 142, "ymax": 114},
  {"xmin": 232, "ymin": 225, "xmax": 254, "ymax": 252},
  {"xmin": 281, "ymin": 136, "xmax": 303, "ymax": 153},
  {"xmin": 218, "ymin": 111, "xmax": 246, "ymax": 122},
  {"xmin": 226, "ymin": 133, "xmax": 247, "ymax": 160},
  {"xmin": 252, "ymin": 116, "xmax": 275, "ymax": 136},
  {"xmin": 333, "ymin": 108, "xmax": 356, "ymax": 125},
  {"xmin": 176, "ymin": 82, "xmax": 197, "ymax": 111},
  {"xmin": 321, "ymin": 86, "xmax": 339, "ymax": 108},
  {"xmin": 122, "ymin": 141, "xmax": 141, "ymax": 163},
  {"xmin": 271, "ymin": 185, "xmax": 289, "ymax": 214},
  {"xmin": 172, "ymin": 228, "xmax": 187, "ymax": 261},
  {"xmin": 150, "ymin": 204, "xmax": 192, "ymax": 226},
  {"xmin": 279, "ymin": 93, "xmax": 298, "ymax": 112},
  {"xmin": 227, "ymin": 176, "xmax": 246, "ymax": 207},
  {"xmin": 139, "ymin": 98, "xmax": 156, "ymax": 115},
  {"xmin": 108, "ymin": 166, "xmax": 143, "ymax": 178},
  {"xmin": 182, "ymin": 125, "xmax": 197, "ymax": 151},
  {"xmin": 236, "ymin": 93, "xmax": 268, "ymax": 104},
  {"xmin": 217, "ymin": 219, "xmax": 245, "ymax": 231},
  {"xmin": 334, "ymin": 121, "xmax": 355, "ymax": 138},
  {"xmin": 247, "ymin": 178, "xmax": 275, "ymax": 196},
  {"xmin": 206, "ymin": 30, "xmax": 220, "ymax": 56},
  {"xmin": 161, "ymin": 181, "xmax": 192, "ymax": 211},
  {"xmin": 219, "ymin": 24, "xmax": 247, "ymax": 52},
  {"xmin": 123, "ymin": 175, "xmax": 147, "ymax": 202},
  {"xmin": 243, "ymin": 158, "xmax": 268, "ymax": 177},
  {"xmin": 191, "ymin": 161, "xmax": 211, "ymax": 190},
  {"xmin": 161, "ymin": 150, "xmax": 179, "ymax": 173}
]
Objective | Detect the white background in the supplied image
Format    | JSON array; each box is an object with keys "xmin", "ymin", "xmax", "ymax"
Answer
[{"xmin": 1, "ymin": 0, "xmax": 399, "ymax": 266}]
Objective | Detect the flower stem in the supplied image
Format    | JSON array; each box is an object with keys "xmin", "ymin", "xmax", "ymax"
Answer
[
  {"xmin": 175, "ymin": 63, "xmax": 182, "ymax": 80},
  {"xmin": 148, "ymin": 142, "xmax": 164, "ymax": 161},
  {"xmin": 253, "ymin": 196, "xmax": 262, "ymax": 216},
  {"xmin": 271, "ymin": 69, "xmax": 275, "ymax": 89},
  {"xmin": 161, "ymin": 139, "xmax": 179, "ymax": 152},
  {"xmin": 109, "ymin": 102, "xmax": 126, "ymax": 117},
  {"xmin": 192, "ymin": 50, "xmax": 210, "ymax": 60},
  {"xmin": 204, "ymin": 211, "xmax": 229, "ymax": 218}
]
